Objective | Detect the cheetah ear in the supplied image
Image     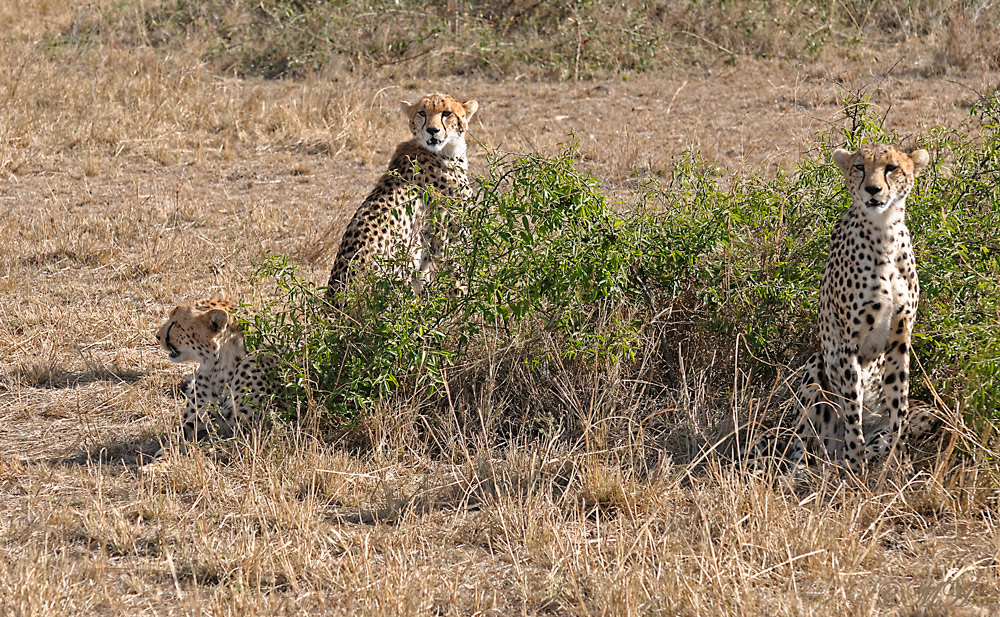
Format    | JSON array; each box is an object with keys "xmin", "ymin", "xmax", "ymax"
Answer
[
  {"xmin": 832, "ymin": 148, "xmax": 856, "ymax": 177},
  {"xmin": 463, "ymin": 100, "xmax": 479, "ymax": 120},
  {"xmin": 400, "ymin": 100, "xmax": 413, "ymax": 116},
  {"xmin": 908, "ymin": 149, "xmax": 930, "ymax": 177},
  {"xmin": 206, "ymin": 308, "xmax": 229, "ymax": 333}
]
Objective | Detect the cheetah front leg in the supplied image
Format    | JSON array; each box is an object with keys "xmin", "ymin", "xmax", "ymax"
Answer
[
  {"xmin": 181, "ymin": 404, "xmax": 214, "ymax": 442},
  {"xmin": 829, "ymin": 348, "xmax": 867, "ymax": 472},
  {"xmin": 869, "ymin": 315, "xmax": 913, "ymax": 462},
  {"xmin": 410, "ymin": 243, "xmax": 432, "ymax": 294},
  {"xmin": 414, "ymin": 216, "xmax": 467, "ymax": 298},
  {"xmin": 153, "ymin": 379, "xmax": 201, "ymax": 459}
]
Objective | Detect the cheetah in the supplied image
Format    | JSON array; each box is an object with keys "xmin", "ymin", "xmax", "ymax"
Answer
[
  {"xmin": 156, "ymin": 296, "xmax": 274, "ymax": 452},
  {"xmin": 753, "ymin": 144, "xmax": 937, "ymax": 474},
  {"xmin": 326, "ymin": 93, "xmax": 479, "ymax": 303}
]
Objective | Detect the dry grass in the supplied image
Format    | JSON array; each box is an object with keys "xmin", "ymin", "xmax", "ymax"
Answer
[
  {"xmin": 2, "ymin": 2, "xmax": 1000, "ymax": 616},
  {"xmin": 3, "ymin": 434, "xmax": 999, "ymax": 615}
]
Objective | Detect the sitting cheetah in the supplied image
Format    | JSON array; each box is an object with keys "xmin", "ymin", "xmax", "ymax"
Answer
[
  {"xmin": 758, "ymin": 144, "xmax": 935, "ymax": 473},
  {"xmin": 156, "ymin": 296, "xmax": 274, "ymax": 452},
  {"xmin": 326, "ymin": 92, "xmax": 479, "ymax": 302}
]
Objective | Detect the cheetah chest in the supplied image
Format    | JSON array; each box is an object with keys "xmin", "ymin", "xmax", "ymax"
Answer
[
  {"xmin": 856, "ymin": 255, "xmax": 913, "ymax": 365},
  {"xmin": 857, "ymin": 284, "xmax": 893, "ymax": 364}
]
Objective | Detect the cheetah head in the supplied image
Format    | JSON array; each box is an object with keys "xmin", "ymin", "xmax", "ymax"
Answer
[
  {"xmin": 401, "ymin": 93, "xmax": 478, "ymax": 158},
  {"xmin": 156, "ymin": 297, "xmax": 237, "ymax": 364},
  {"xmin": 833, "ymin": 144, "xmax": 929, "ymax": 213}
]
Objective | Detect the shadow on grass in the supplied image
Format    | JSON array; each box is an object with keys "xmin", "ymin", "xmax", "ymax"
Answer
[
  {"xmin": 49, "ymin": 435, "xmax": 164, "ymax": 469},
  {"xmin": 4, "ymin": 363, "xmax": 146, "ymax": 389}
]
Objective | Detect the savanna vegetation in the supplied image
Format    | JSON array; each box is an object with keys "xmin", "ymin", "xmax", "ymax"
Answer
[{"xmin": 1, "ymin": 1, "xmax": 999, "ymax": 615}]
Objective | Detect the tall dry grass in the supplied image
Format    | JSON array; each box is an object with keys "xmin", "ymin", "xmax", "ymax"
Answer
[
  {"xmin": 0, "ymin": 39, "xmax": 386, "ymax": 174},
  {"xmin": 3, "ymin": 406, "xmax": 998, "ymax": 615}
]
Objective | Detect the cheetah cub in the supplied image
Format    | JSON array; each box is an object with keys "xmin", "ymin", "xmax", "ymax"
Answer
[
  {"xmin": 326, "ymin": 92, "xmax": 479, "ymax": 303},
  {"xmin": 156, "ymin": 297, "xmax": 273, "ymax": 452},
  {"xmin": 788, "ymin": 143, "xmax": 931, "ymax": 473}
]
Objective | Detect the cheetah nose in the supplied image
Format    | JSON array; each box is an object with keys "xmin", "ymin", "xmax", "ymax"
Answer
[
  {"xmin": 864, "ymin": 185, "xmax": 880, "ymax": 195},
  {"xmin": 426, "ymin": 126, "xmax": 440, "ymax": 135}
]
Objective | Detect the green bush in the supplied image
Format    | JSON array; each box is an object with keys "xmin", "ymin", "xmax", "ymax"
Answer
[
  {"xmin": 248, "ymin": 147, "xmax": 675, "ymax": 432},
  {"xmin": 248, "ymin": 95, "xmax": 1000, "ymax": 449}
]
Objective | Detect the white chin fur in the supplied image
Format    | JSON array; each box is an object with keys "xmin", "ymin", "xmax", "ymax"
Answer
[{"xmin": 440, "ymin": 138, "xmax": 466, "ymax": 159}]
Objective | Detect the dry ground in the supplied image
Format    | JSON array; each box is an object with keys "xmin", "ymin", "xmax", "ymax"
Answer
[{"xmin": 2, "ymin": 2, "xmax": 1000, "ymax": 616}]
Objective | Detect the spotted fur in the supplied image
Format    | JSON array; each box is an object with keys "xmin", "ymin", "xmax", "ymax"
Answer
[
  {"xmin": 326, "ymin": 92, "xmax": 479, "ymax": 302},
  {"xmin": 751, "ymin": 144, "xmax": 939, "ymax": 473},
  {"xmin": 156, "ymin": 297, "xmax": 273, "ymax": 450}
]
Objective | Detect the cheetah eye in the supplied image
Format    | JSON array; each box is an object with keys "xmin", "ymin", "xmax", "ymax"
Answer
[
  {"xmin": 853, "ymin": 164, "xmax": 865, "ymax": 172},
  {"xmin": 417, "ymin": 111, "xmax": 426, "ymax": 118},
  {"xmin": 442, "ymin": 110, "xmax": 452, "ymax": 118},
  {"xmin": 884, "ymin": 164, "xmax": 898, "ymax": 172}
]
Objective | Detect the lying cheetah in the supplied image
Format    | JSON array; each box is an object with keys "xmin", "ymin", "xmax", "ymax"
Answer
[
  {"xmin": 326, "ymin": 92, "xmax": 479, "ymax": 302},
  {"xmin": 156, "ymin": 296, "xmax": 273, "ymax": 451},
  {"xmin": 759, "ymin": 144, "xmax": 936, "ymax": 473}
]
